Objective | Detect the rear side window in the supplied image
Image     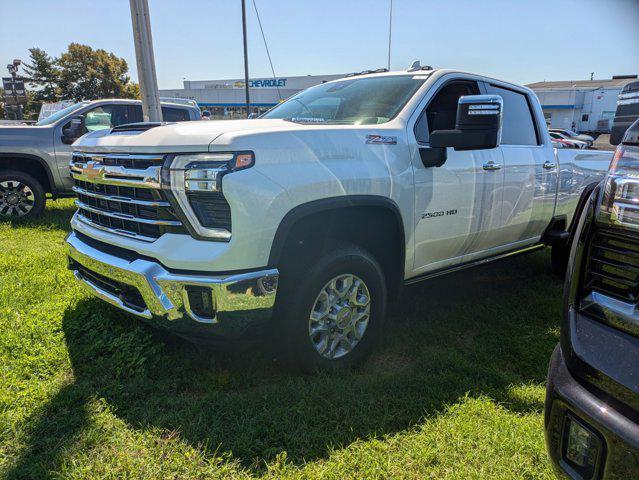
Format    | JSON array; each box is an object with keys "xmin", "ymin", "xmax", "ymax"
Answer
[
  {"xmin": 486, "ymin": 84, "xmax": 538, "ymax": 145},
  {"xmin": 162, "ymin": 107, "xmax": 190, "ymax": 122}
]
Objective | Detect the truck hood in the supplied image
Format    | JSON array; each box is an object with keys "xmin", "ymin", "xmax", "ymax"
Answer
[{"xmin": 74, "ymin": 119, "xmax": 303, "ymax": 153}]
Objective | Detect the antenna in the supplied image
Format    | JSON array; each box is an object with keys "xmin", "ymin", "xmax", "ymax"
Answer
[
  {"xmin": 387, "ymin": 0, "xmax": 393, "ymax": 70},
  {"xmin": 252, "ymin": 0, "xmax": 281, "ymax": 100}
]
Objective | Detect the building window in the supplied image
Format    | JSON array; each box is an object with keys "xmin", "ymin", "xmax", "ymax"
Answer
[{"xmin": 581, "ymin": 114, "xmax": 589, "ymax": 122}]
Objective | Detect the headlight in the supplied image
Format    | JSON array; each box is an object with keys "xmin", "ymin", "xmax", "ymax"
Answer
[
  {"xmin": 598, "ymin": 145, "xmax": 639, "ymax": 230},
  {"xmin": 166, "ymin": 152, "xmax": 254, "ymax": 240}
]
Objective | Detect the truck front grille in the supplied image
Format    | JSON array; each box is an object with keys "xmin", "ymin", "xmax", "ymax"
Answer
[
  {"xmin": 70, "ymin": 153, "xmax": 187, "ymax": 241},
  {"xmin": 584, "ymin": 229, "xmax": 639, "ymax": 303}
]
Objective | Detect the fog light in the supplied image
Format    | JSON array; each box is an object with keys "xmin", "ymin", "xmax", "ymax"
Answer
[
  {"xmin": 563, "ymin": 415, "xmax": 602, "ymax": 480},
  {"xmin": 186, "ymin": 286, "xmax": 215, "ymax": 321}
]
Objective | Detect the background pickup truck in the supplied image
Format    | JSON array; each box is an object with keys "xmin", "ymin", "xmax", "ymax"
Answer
[
  {"xmin": 0, "ymin": 98, "xmax": 200, "ymax": 218},
  {"xmin": 65, "ymin": 68, "xmax": 613, "ymax": 371}
]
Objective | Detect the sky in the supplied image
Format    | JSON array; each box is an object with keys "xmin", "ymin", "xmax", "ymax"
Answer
[{"xmin": 1, "ymin": 0, "xmax": 638, "ymax": 89}]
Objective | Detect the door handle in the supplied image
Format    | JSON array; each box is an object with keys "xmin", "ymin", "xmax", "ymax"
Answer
[
  {"xmin": 482, "ymin": 161, "xmax": 502, "ymax": 171},
  {"xmin": 543, "ymin": 161, "xmax": 557, "ymax": 170}
]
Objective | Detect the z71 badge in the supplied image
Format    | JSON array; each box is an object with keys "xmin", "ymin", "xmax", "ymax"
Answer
[
  {"xmin": 421, "ymin": 209, "xmax": 458, "ymax": 219},
  {"xmin": 366, "ymin": 134, "xmax": 397, "ymax": 145}
]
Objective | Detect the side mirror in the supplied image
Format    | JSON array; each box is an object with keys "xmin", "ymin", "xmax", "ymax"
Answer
[
  {"xmin": 429, "ymin": 95, "xmax": 503, "ymax": 151},
  {"xmin": 61, "ymin": 116, "xmax": 85, "ymax": 144}
]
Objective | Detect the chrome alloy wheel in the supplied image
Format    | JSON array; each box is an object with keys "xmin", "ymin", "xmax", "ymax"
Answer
[
  {"xmin": 0, "ymin": 180, "xmax": 35, "ymax": 217},
  {"xmin": 308, "ymin": 274, "xmax": 371, "ymax": 360}
]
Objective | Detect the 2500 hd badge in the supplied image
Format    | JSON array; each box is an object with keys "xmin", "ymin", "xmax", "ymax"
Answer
[{"xmin": 421, "ymin": 209, "xmax": 458, "ymax": 219}]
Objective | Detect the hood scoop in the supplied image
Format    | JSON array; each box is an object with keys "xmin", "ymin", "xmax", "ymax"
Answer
[{"xmin": 110, "ymin": 122, "xmax": 174, "ymax": 135}]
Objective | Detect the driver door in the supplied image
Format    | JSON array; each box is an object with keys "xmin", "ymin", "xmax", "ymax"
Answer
[{"xmin": 409, "ymin": 78, "xmax": 506, "ymax": 275}]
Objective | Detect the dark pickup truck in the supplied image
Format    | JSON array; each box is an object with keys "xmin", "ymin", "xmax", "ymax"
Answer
[{"xmin": 546, "ymin": 119, "xmax": 639, "ymax": 480}]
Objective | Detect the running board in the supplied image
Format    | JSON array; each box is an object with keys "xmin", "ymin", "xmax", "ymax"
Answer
[{"xmin": 404, "ymin": 244, "xmax": 545, "ymax": 286}]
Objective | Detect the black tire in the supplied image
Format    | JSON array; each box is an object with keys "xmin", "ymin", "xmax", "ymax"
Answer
[
  {"xmin": 0, "ymin": 170, "xmax": 46, "ymax": 219},
  {"xmin": 275, "ymin": 243, "xmax": 387, "ymax": 372}
]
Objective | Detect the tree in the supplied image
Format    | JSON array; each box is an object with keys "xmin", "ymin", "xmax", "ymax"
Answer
[
  {"xmin": 22, "ymin": 48, "xmax": 59, "ymax": 102},
  {"xmin": 57, "ymin": 43, "xmax": 135, "ymax": 101},
  {"xmin": 123, "ymin": 82, "xmax": 141, "ymax": 100}
]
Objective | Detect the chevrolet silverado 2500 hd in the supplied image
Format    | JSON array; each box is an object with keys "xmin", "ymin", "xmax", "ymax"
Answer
[
  {"xmin": 66, "ymin": 68, "xmax": 613, "ymax": 371},
  {"xmin": 0, "ymin": 98, "xmax": 200, "ymax": 218}
]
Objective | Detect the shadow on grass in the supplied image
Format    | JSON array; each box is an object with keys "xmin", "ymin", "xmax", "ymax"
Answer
[
  {"xmin": 6, "ymin": 250, "xmax": 563, "ymax": 478},
  {"xmin": 3, "ymin": 199, "xmax": 75, "ymax": 232}
]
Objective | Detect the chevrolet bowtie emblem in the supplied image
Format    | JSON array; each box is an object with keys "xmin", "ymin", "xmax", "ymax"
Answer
[{"xmin": 83, "ymin": 161, "xmax": 104, "ymax": 180}]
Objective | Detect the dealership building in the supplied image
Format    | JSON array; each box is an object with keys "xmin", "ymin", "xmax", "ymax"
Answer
[
  {"xmin": 159, "ymin": 74, "xmax": 343, "ymax": 119},
  {"xmin": 527, "ymin": 75, "xmax": 637, "ymax": 133}
]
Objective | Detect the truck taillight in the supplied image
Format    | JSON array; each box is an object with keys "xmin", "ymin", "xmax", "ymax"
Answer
[{"xmin": 598, "ymin": 145, "xmax": 639, "ymax": 230}]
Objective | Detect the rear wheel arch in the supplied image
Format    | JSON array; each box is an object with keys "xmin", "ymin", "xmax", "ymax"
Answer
[
  {"xmin": 269, "ymin": 195, "xmax": 406, "ymax": 298},
  {"xmin": 0, "ymin": 154, "xmax": 55, "ymax": 195}
]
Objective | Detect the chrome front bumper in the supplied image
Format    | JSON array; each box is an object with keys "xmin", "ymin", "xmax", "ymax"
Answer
[{"xmin": 66, "ymin": 231, "xmax": 278, "ymax": 339}]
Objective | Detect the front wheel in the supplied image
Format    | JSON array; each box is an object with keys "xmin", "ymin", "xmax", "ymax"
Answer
[
  {"xmin": 275, "ymin": 244, "xmax": 387, "ymax": 372},
  {"xmin": 0, "ymin": 171, "xmax": 45, "ymax": 219}
]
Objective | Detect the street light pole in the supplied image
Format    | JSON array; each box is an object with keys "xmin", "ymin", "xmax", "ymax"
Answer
[
  {"xmin": 129, "ymin": 0, "xmax": 163, "ymax": 122},
  {"xmin": 387, "ymin": 0, "xmax": 393, "ymax": 70},
  {"xmin": 241, "ymin": 0, "xmax": 251, "ymax": 118}
]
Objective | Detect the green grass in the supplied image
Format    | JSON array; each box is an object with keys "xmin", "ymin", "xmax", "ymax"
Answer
[{"xmin": 0, "ymin": 199, "xmax": 560, "ymax": 479}]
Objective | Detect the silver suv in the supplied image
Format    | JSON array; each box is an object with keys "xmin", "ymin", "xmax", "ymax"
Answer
[{"xmin": 0, "ymin": 98, "xmax": 200, "ymax": 218}]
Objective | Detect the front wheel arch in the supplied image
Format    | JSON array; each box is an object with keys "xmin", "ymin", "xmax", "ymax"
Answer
[{"xmin": 268, "ymin": 195, "xmax": 406, "ymax": 299}]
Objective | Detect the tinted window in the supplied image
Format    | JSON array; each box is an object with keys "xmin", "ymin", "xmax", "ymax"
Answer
[
  {"xmin": 486, "ymin": 85, "xmax": 538, "ymax": 145},
  {"xmin": 83, "ymin": 104, "xmax": 133, "ymax": 132},
  {"xmin": 162, "ymin": 107, "xmax": 190, "ymax": 122},
  {"xmin": 129, "ymin": 105, "xmax": 144, "ymax": 123}
]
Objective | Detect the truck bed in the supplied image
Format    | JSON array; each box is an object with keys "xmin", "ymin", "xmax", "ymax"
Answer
[{"xmin": 555, "ymin": 149, "xmax": 613, "ymax": 226}]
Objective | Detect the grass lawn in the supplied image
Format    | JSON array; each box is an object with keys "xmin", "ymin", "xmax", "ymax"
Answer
[{"xmin": 1, "ymin": 199, "xmax": 560, "ymax": 479}]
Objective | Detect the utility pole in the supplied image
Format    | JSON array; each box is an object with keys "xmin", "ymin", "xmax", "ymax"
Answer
[
  {"xmin": 129, "ymin": 0, "xmax": 162, "ymax": 122},
  {"xmin": 387, "ymin": 0, "xmax": 393, "ymax": 70},
  {"xmin": 241, "ymin": 0, "xmax": 251, "ymax": 117}
]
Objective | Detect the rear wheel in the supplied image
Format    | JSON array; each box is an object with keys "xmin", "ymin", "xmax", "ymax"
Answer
[
  {"xmin": 275, "ymin": 243, "xmax": 387, "ymax": 372},
  {"xmin": 0, "ymin": 171, "xmax": 45, "ymax": 219}
]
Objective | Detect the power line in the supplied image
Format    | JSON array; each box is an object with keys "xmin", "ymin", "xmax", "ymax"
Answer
[
  {"xmin": 252, "ymin": 0, "xmax": 281, "ymax": 100},
  {"xmin": 241, "ymin": 0, "xmax": 250, "ymax": 117}
]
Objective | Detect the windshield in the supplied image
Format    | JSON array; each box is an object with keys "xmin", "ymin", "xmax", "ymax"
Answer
[
  {"xmin": 35, "ymin": 102, "xmax": 88, "ymax": 126},
  {"xmin": 263, "ymin": 75, "xmax": 427, "ymax": 125}
]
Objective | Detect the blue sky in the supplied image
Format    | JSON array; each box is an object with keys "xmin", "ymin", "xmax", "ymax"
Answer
[{"xmin": 1, "ymin": 0, "xmax": 638, "ymax": 89}]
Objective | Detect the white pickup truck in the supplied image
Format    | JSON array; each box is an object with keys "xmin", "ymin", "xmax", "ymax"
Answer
[{"xmin": 66, "ymin": 67, "xmax": 612, "ymax": 371}]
